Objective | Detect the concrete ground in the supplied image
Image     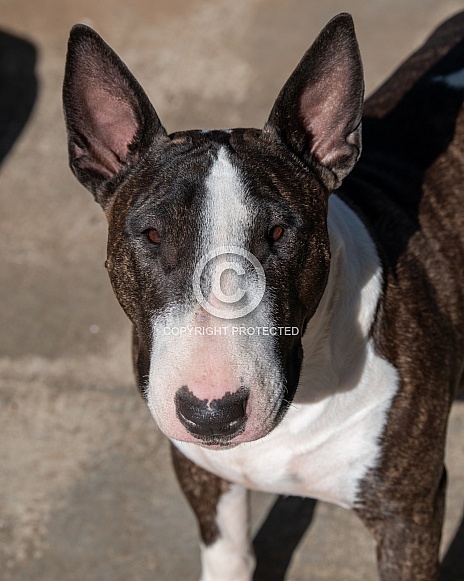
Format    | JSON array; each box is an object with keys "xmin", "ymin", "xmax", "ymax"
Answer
[{"xmin": 1, "ymin": 0, "xmax": 464, "ymax": 579}]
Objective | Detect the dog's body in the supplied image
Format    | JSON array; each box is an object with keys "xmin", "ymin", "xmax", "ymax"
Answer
[{"xmin": 63, "ymin": 12, "xmax": 464, "ymax": 581}]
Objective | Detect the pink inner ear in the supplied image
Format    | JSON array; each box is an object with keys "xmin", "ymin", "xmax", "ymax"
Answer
[
  {"xmin": 300, "ymin": 73, "xmax": 354, "ymax": 167},
  {"xmin": 77, "ymin": 83, "xmax": 139, "ymax": 177}
]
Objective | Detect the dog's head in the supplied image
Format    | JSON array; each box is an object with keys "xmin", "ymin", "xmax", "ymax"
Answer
[{"xmin": 63, "ymin": 14, "xmax": 363, "ymax": 448}]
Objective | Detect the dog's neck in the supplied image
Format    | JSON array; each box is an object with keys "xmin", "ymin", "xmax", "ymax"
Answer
[{"xmin": 297, "ymin": 194, "xmax": 383, "ymax": 404}]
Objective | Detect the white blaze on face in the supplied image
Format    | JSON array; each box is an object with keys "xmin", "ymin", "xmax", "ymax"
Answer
[
  {"xmin": 146, "ymin": 145, "xmax": 285, "ymax": 445},
  {"xmin": 204, "ymin": 146, "xmax": 252, "ymax": 248}
]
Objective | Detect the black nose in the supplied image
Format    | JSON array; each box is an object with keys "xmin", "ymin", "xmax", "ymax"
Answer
[{"xmin": 175, "ymin": 386, "xmax": 249, "ymax": 442}]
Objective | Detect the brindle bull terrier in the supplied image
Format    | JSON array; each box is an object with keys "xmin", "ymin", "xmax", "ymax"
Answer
[{"xmin": 63, "ymin": 12, "xmax": 464, "ymax": 580}]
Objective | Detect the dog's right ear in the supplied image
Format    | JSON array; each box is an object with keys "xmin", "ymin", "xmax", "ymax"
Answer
[{"xmin": 63, "ymin": 25, "xmax": 167, "ymax": 207}]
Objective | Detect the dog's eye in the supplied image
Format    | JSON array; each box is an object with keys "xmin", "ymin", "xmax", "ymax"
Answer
[
  {"xmin": 269, "ymin": 225, "xmax": 285, "ymax": 243},
  {"xmin": 145, "ymin": 228, "xmax": 161, "ymax": 245}
]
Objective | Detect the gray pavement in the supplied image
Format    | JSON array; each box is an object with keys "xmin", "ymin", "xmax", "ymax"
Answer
[{"xmin": 1, "ymin": 1, "xmax": 463, "ymax": 579}]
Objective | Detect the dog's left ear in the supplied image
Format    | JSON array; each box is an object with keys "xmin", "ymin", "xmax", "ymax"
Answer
[
  {"xmin": 63, "ymin": 24, "xmax": 167, "ymax": 207},
  {"xmin": 264, "ymin": 13, "xmax": 364, "ymax": 190}
]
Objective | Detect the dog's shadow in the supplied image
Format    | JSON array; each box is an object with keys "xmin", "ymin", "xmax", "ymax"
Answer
[
  {"xmin": 253, "ymin": 495, "xmax": 318, "ymax": 581},
  {"xmin": 0, "ymin": 29, "xmax": 37, "ymax": 166},
  {"xmin": 252, "ymin": 495, "xmax": 464, "ymax": 581},
  {"xmin": 441, "ymin": 507, "xmax": 464, "ymax": 581}
]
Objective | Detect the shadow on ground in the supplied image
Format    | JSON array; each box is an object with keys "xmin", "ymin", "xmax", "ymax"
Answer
[{"xmin": 0, "ymin": 29, "xmax": 37, "ymax": 165}]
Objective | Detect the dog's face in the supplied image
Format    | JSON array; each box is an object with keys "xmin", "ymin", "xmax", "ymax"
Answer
[
  {"xmin": 104, "ymin": 130, "xmax": 332, "ymax": 447},
  {"xmin": 63, "ymin": 14, "xmax": 364, "ymax": 447}
]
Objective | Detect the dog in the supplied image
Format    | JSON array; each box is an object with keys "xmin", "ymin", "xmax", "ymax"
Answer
[{"xmin": 63, "ymin": 12, "xmax": 464, "ymax": 580}]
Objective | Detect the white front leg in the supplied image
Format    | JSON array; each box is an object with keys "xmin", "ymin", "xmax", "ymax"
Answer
[{"xmin": 199, "ymin": 484, "xmax": 255, "ymax": 581}]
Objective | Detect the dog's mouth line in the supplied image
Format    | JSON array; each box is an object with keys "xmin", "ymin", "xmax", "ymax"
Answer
[{"xmin": 181, "ymin": 417, "xmax": 247, "ymax": 445}]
